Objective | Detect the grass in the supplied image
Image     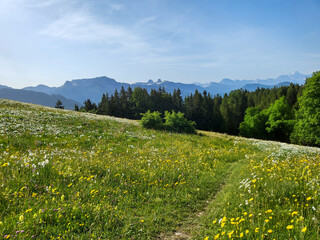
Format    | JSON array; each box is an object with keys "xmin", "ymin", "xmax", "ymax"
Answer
[{"xmin": 0, "ymin": 99, "xmax": 319, "ymax": 239}]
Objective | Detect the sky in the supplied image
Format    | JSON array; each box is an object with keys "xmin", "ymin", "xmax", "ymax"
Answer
[{"xmin": 0, "ymin": 0, "xmax": 319, "ymax": 88}]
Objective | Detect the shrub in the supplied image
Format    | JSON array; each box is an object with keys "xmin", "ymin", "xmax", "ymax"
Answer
[
  {"xmin": 164, "ymin": 111, "xmax": 196, "ymax": 134},
  {"xmin": 140, "ymin": 110, "xmax": 163, "ymax": 130}
]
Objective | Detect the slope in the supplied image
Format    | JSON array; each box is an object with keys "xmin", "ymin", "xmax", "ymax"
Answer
[{"xmin": 0, "ymin": 99, "xmax": 319, "ymax": 239}]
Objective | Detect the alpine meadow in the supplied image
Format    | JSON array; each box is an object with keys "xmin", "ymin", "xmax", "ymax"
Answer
[
  {"xmin": 1, "ymin": 98, "xmax": 320, "ymax": 239},
  {"xmin": 1, "ymin": 0, "xmax": 320, "ymax": 239}
]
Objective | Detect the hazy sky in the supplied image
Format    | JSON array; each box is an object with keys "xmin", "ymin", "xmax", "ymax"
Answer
[{"xmin": 1, "ymin": 0, "xmax": 319, "ymax": 88}]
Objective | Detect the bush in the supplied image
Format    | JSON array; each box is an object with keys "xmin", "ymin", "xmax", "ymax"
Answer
[
  {"xmin": 140, "ymin": 110, "xmax": 163, "ymax": 130},
  {"xmin": 140, "ymin": 110, "xmax": 196, "ymax": 134},
  {"xmin": 164, "ymin": 111, "xmax": 196, "ymax": 134}
]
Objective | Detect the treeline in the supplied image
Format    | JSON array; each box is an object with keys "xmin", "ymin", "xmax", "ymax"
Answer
[{"xmin": 75, "ymin": 71, "xmax": 320, "ymax": 147}]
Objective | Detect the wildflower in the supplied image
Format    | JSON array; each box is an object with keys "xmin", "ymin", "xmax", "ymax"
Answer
[
  {"xmin": 252, "ymin": 179, "xmax": 256, "ymax": 183},
  {"xmin": 302, "ymin": 226, "xmax": 307, "ymax": 233},
  {"xmin": 140, "ymin": 219, "xmax": 144, "ymax": 223},
  {"xmin": 255, "ymin": 227, "xmax": 259, "ymax": 232},
  {"xmin": 212, "ymin": 219, "xmax": 217, "ymax": 224},
  {"xmin": 239, "ymin": 232, "xmax": 243, "ymax": 238},
  {"xmin": 286, "ymin": 225, "xmax": 294, "ymax": 230},
  {"xmin": 204, "ymin": 237, "xmax": 209, "ymax": 240},
  {"xmin": 307, "ymin": 197, "xmax": 312, "ymax": 201},
  {"xmin": 0, "ymin": 221, "xmax": 3, "ymax": 225},
  {"xmin": 227, "ymin": 231, "xmax": 234, "ymax": 238},
  {"xmin": 19, "ymin": 215, "xmax": 24, "ymax": 222},
  {"xmin": 25, "ymin": 208, "xmax": 32, "ymax": 213},
  {"xmin": 214, "ymin": 233, "xmax": 220, "ymax": 239},
  {"xmin": 245, "ymin": 230, "xmax": 249, "ymax": 234},
  {"xmin": 268, "ymin": 229, "xmax": 273, "ymax": 233}
]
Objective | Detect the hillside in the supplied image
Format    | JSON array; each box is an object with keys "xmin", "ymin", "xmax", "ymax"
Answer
[
  {"xmin": 0, "ymin": 88, "xmax": 80, "ymax": 110},
  {"xmin": 0, "ymin": 99, "xmax": 319, "ymax": 239}
]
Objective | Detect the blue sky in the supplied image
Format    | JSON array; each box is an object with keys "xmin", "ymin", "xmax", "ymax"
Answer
[{"xmin": 0, "ymin": 0, "xmax": 319, "ymax": 88}]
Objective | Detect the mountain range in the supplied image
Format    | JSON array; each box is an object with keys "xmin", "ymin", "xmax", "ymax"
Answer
[{"xmin": 0, "ymin": 71, "xmax": 310, "ymax": 108}]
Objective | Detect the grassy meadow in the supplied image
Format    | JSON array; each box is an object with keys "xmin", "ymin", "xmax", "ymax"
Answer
[{"xmin": 0, "ymin": 99, "xmax": 319, "ymax": 239}]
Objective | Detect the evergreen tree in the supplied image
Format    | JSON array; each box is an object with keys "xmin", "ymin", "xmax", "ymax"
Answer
[
  {"xmin": 97, "ymin": 93, "xmax": 109, "ymax": 115},
  {"xmin": 74, "ymin": 104, "xmax": 79, "ymax": 111},
  {"xmin": 55, "ymin": 99, "xmax": 64, "ymax": 109}
]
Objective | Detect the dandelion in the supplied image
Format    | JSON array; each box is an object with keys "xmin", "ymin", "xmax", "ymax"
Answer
[
  {"xmin": 307, "ymin": 197, "xmax": 312, "ymax": 201},
  {"xmin": 286, "ymin": 225, "xmax": 294, "ymax": 230},
  {"xmin": 25, "ymin": 208, "xmax": 32, "ymax": 213},
  {"xmin": 255, "ymin": 227, "xmax": 259, "ymax": 232},
  {"xmin": 302, "ymin": 226, "xmax": 307, "ymax": 233},
  {"xmin": 227, "ymin": 231, "xmax": 234, "ymax": 238},
  {"xmin": 268, "ymin": 229, "xmax": 273, "ymax": 233},
  {"xmin": 140, "ymin": 219, "xmax": 144, "ymax": 223}
]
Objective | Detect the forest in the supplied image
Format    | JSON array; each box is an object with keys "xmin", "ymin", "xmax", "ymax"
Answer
[{"xmin": 73, "ymin": 71, "xmax": 320, "ymax": 147}]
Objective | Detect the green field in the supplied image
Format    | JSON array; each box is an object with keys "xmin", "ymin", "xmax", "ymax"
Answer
[{"xmin": 0, "ymin": 99, "xmax": 319, "ymax": 239}]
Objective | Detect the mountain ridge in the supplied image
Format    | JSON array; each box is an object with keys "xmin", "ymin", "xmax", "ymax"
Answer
[{"xmin": 6, "ymin": 71, "xmax": 311, "ymax": 104}]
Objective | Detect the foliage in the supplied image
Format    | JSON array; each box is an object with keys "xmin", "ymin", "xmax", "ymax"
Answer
[
  {"xmin": 164, "ymin": 111, "xmax": 196, "ymax": 134},
  {"xmin": 220, "ymin": 90, "xmax": 248, "ymax": 135},
  {"xmin": 291, "ymin": 71, "xmax": 320, "ymax": 146},
  {"xmin": 79, "ymin": 82, "xmax": 305, "ymax": 142},
  {"xmin": 239, "ymin": 107, "xmax": 269, "ymax": 139},
  {"xmin": 140, "ymin": 110, "xmax": 196, "ymax": 134},
  {"xmin": 265, "ymin": 96, "xmax": 295, "ymax": 142},
  {"xmin": 140, "ymin": 110, "xmax": 163, "ymax": 130}
]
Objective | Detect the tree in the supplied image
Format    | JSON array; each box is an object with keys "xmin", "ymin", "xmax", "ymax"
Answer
[
  {"xmin": 55, "ymin": 99, "xmax": 64, "ymax": 109},
  {"xmin": 97, "ymin": 93, "xmax": 109, "ymax": 115},
  {"xmin": 265, "ymin": 96, "xmax": 294, "ymax": 142},
  {"xmin": 291, "ymin": 72, "xmax": 320, "ymax": 146},
  {"xmin": 131, "ymin": 87, "xmax": 150, "ymax": 118},
  {"xmin": 239, "ymin": 107, "xmax": 269, "ymax": 139},
  {"xmin": 220, "ymin": 90, "xmax": 247, "ymax": 135},
  {"xmin": 74, "ymin": 104, "xmax": 79, "ymax": 111}
]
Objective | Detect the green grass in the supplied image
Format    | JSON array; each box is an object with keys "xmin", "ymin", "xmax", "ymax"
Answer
[{"xmin": 0, "ymin": 99, "xmax": 319, "ymax": 239}]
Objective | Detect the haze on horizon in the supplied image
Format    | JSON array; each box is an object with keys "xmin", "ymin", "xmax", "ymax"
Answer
[{"xmin": 0, "ymin": 0, "xmax": 319, "ymax": 89}]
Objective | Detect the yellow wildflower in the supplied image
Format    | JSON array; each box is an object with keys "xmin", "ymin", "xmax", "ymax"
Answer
[
  {"xmin": 286, "ymin": 225, "xmax": 294, "ymax": 230},
  {"xmin": 302, "ymin": 226, "xmax": 307, "ymax": 233}
]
